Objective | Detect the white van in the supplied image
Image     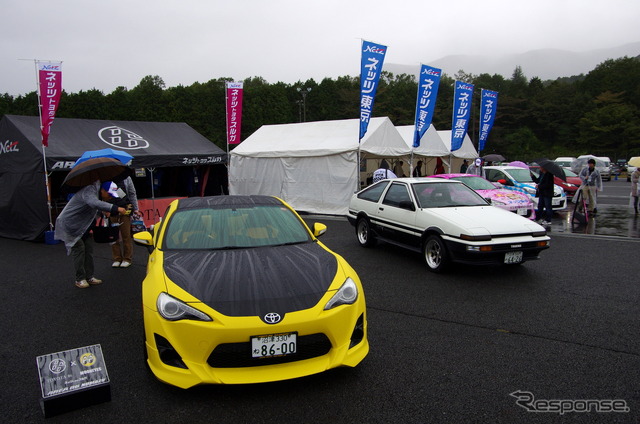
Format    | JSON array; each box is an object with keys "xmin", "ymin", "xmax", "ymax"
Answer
[
  {"xmin": 597, "ymin": 156, "xmax": 612, "ymax": 181},
  {"xmin": 554, "ymin": 157, "xmax": 576, "ymax": 169}
]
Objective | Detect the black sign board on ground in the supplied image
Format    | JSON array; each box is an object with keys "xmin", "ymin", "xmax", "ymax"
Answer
[{"xmin": 36, "ymin": 344, "xmax": 111, "ymax": 418}]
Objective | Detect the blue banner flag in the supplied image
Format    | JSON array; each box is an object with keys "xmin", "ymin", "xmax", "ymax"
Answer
[
  {"xmin": 359, "ymin": 40, "xmax": 387, "ymax": 140},
  {"xmin": 413, "ymin": 64, "xmax": 442, "ymax": 148},
  {"xmin": 478, "ymin": 89, "xmax": 499, "ymax": 152},
  {"xmin": 450, "ymin": 81, "xmax": 474, "ymax": 152}
]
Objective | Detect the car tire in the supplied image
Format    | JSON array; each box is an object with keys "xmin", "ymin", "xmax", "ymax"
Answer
[
  {"xmin": 423, "ymin": 235, "xmax": 448, "ymax": 273},
  {"xmin": 356, "ymin": 217, "xmax": 376, "ymax": 247}
]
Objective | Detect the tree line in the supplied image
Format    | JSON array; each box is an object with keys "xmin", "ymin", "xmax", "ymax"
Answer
[{"xmin": 1, "ymin": 56, "xmax": 639, "ymax": 162}]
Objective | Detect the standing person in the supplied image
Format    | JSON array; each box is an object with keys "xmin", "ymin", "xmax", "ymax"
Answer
[
  {"xmin": 579, "ymin": 158, "xmax": 603, "ymax": 214},
  {"xmin": 531, "ymin": 166, "xmax": 554, "ymax": 225},
  {"xmin": 433, "ymin": 157, "xmax": 445, "ymax": 175},
  {"xmin": 466, "ymin": 158, "xmax": 483, "ymax": 176},
  {"xmin": 372, "ymin": 159, "xmax": 397, "ymax": 183},
  {"xmin": 108, "ymin": 176, "xmax": 139, "ymax": 268},
  {"xmin": 631, "ymin": 167, "xmax": 640, "ymax": 214},
  {"xmin": 393, "ymin": 160, "xmax": 406, "ymax": 177},
  {"xmin": 54, "ymin": 181, "xmax": 127, "ymax": 289},
  {"xmin": 413, "ymin": 160, "xmax": 423, "ymax": 177},
  {"xmin": 460, "ymin": 160, "xmax": 469, "ymax": 173}
]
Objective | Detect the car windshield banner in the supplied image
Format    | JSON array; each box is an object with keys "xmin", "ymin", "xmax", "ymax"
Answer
[
  {"xmin": 478, "ymin": 89, "xmax": 498, "ymax": 152},
  {"xmin": 359, "ymin": 40, "xmax": 387, "ymax": 141},
  {"xmin": 37, "ymin": 61, "xmax": 62, "ymax": 147},
  {"xmin": 413, "ymin": 64, "xmax": 442, "ymax": 148},
  {"xmin": 226, "ymin": 82, "xmax": 244, "ymax": 145},
  {"xmin": 451, "ymin": 81, "xmax": 474, "ymax": 152}
]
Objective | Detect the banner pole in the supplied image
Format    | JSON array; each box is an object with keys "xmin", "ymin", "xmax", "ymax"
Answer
[
  {"xmin": 357, "ymin": 141, "xmax": 361, "ymax": 192},
  {"xmin": 34, "ymin": 60, "xmax": 54, "ymax": 232}
]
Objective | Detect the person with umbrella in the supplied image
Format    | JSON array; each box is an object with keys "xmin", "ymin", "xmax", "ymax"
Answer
[
  {"xmin": 578, "ymin": 158, "xmax": 603, "ymax": 215},
  {"xmin": 55, "ymin": 157, "xmax": 130, "ymax": 289},
  {"xmin": 531, "ymin": 164, "xmax": 555, "ymax": 226}
]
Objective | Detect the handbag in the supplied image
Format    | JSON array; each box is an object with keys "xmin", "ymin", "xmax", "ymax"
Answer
[
  {"xmin": 130, "ymin": 218, "xmax": 147, "ymax": 234},
  {"xmin": 92, "ymin": 216, "xmax": 120, "ymax": 243}
]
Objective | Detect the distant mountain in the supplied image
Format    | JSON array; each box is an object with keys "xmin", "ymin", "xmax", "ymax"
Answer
[{"xmin": 385, "ymin": 42, "xmax": 640, "ymax": 80}]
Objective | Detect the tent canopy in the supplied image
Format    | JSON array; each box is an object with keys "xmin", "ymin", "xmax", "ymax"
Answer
[
  {"xmin": 0, "ymin": 114, "xmax": 226, "ymax": 241},
  {"xmin": 437, "ymin": 130, "xmax": 478, "ymax": 159},
  {"xmin": 229, "ymin": 117, "xmax": 407, "ymax": 215},
  {"xmin": 231, "ymin": 117, "xmax": 407, "ymax": 158},
  {"xmin": 396, "ymin": 124, "xmax": 450, "ymax": 158},
  {"xmin": 0, "ymin": 115, "xmax": 226, "ymax": 174}
]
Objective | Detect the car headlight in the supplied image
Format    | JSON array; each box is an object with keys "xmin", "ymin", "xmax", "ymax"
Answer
[
  {"xmin": 324, "ymin": 278, "xmax": 358, "ymax": 310},
  {"xmin": 491, "ymin": 199, "xmax": 507, "ymax": 206},
  {"xmin": 157, "ymin": 292, "xmax": 213, "ymax": 322},
  {"xmin": 524, "ymin": 187, "xmax": 536, "ymax": 195}
]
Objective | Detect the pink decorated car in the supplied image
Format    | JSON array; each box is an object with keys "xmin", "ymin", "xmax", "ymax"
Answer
[{"xmin": 431, "ymin": 173, "xmax": 536, "ymax": 220}]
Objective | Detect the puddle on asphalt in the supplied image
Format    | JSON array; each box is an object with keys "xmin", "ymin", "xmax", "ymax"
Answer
[{"xmin": 552, "ymin": 206, "xmax": 640, "ymax": 238}]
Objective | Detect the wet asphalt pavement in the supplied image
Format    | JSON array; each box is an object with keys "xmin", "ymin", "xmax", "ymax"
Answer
[{"xmin": 2, "ymin": 178, "xmax": 639, "ymax": 423}]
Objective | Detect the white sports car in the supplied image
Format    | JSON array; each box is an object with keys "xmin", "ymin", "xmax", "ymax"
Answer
[{"xmin": 347, "ymin": 178, "xmax": 550, "ymax": 272}]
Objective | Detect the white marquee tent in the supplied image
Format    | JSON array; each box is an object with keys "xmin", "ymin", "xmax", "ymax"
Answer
[
  {"xmin": 395, "ymin": 126, "xmax": 479, "ymax": 175},
  {"xmin": 229, "ymin": 117, "xmax": 408, "ymax": 215},
  {"xmin": 437, "ymin": 130, "xmax": 478, "ymax": 159}
]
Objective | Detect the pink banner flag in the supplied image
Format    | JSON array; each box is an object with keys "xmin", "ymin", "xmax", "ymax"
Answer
[
  {"xmin": 226, "ymin": 82, "xmax": 243, "ymax": 145},
  {"xmin": 37, "ymin": 61, "xmax": 63, "ymax": 147}
]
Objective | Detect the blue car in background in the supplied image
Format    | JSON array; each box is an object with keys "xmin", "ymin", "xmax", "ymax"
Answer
[{"xmin": 482, "ymin": 166, "xmax": 567, "ymax": 212}]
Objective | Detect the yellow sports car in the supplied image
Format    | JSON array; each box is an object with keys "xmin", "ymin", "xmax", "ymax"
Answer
[{"xmin": 133, "ymin": 195, "xmax": 368, "ymax": 388}]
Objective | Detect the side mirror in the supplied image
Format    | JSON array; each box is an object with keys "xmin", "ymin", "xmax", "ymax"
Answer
[
  {"xmin": 497, "ymin": 179, "xmax": 510, "ymax": 186},
  {"xmin": 312, "ymin": 223, "xmax": 327, "ymax": 238},
  {"xmin": 133, "ymin": 231, "xmax": 154, "ymax": 253},
  {"xmin": 398, "ymin": 200, "xmax": 416, "ymax": 211}
]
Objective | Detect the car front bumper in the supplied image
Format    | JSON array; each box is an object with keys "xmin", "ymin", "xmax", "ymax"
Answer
[
  {"xmin": 143, "ymin": 298, "xmax": 368, "ymax": 388},
  {"xmin": 442, "ymin": 237, "xmax": 550, "ymax": 266}
]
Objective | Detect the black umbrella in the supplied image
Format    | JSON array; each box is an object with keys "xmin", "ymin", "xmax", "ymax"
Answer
[
  {"xmin": 536, "ymin": 158, "xmax": 567, "ymax": 182},
  {"xmin": 482, "ymin": 153, "xmax": 505, "ymax": 162},
  {"xmin": 62, "ymin": 157, "xmax": 130, "ymax": 187}
]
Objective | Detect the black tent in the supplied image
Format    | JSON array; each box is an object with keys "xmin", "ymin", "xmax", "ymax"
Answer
[{"xmin": 0, "ymin": 115, "xmax": 227, "ymax": 241}]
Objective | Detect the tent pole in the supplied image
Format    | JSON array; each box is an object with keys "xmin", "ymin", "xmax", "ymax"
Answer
[
  {"xmin": 149, "ymin": 167, "xmax": 157, "ymax": 223},
  {"xmin": 410, "ymin": 150, "xmax": 414, "ymax": 177}
]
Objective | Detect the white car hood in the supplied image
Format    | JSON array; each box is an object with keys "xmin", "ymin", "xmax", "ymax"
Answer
[{"xmin": 424, "ymin": 206, "xmax": 544, "ymax": 236}]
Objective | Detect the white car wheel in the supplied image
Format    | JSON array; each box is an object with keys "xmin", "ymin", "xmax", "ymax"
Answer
[
  {"xmin": 424, "ymin": 235, "xmax": 448, "ymax": 273},
  {"xmin": 356, "ymin": 217, "xmax": 376, "ymax": 247}
]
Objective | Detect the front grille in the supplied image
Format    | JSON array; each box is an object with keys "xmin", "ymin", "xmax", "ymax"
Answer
[{"xmin": 207, "ymin": 333, "xmax": 332, "ymax": 368}]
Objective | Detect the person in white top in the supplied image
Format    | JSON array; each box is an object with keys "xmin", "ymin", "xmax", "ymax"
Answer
[{"xmin": 372, "ymin": 160, "xmax": 397, "ymax": 183}]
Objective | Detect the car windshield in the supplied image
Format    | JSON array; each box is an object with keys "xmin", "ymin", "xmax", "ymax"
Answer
[
  {"xmin": 450, "ymin": 176, "xmax": 496, "ymax": 190},
  {"xmin": 506, "ymin": 168, "xmax": 534, "ymax": 182},
  {"xmin": 163, "ymin": 205, "xmax": 311, "ymax": 250},
  {"xmin": 564, "ymin": 169, "xmax": 577, "ymax": 177},
  {"xmin": 413, "ymin": 182, "xmax": 488, "ymax": 208}
]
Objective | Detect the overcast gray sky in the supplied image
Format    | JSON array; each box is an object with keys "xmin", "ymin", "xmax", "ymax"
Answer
[{"xmin": 1, "ymin": 0, "xmax": 638, "ymax": 96}]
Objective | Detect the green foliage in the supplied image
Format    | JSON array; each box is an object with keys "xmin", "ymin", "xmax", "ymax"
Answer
[{"xmin": 2, "ymin": 56, "xmax": 639, "ymax": 160}]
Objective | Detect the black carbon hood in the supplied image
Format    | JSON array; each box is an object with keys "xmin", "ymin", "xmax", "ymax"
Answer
[{"xmin": 162, "ymin": 241, "xmax": 338, "ymax": 318}]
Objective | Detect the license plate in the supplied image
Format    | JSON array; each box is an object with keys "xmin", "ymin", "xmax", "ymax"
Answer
[
  {"xmin": 504, "ymin": 251, "xmax": 523, "ymax": 264},
  {"xmin": 251, "ymin": 332, "xmax": 297, "ymax": 358},
  {"xmin": 552, "ymin": 198, "xmax": 561, "ymax": 206},
  {"xmin": 516, "ymin": 208, "xmax": 527, "ymax": 215}
]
